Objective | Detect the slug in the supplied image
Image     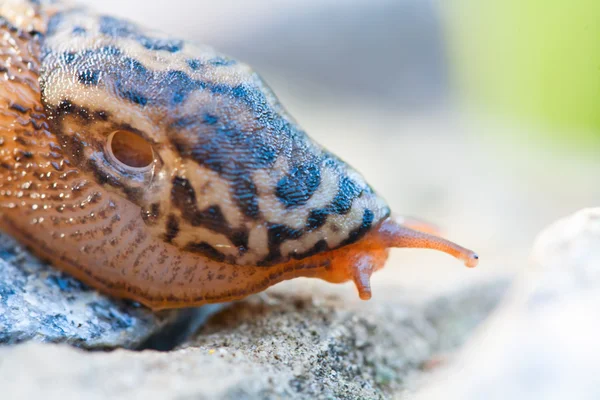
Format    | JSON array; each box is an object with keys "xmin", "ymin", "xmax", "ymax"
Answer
[{"xmin": 0, "ymin": 0, "xmax": 478, "ymax": 310}]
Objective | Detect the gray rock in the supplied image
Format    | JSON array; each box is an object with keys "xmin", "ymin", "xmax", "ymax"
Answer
[
  {"xmin": 0, "ymin": 232, "xmax": 181, "ymax": 349},
  {"xmin": 184, "ymin": 282, "xmax": 507, "ymax": 399},
  {"xmin": 413, "ymin": 208, "xmax": 600, "ymax": 400},
  {"xmin": 0, "ymin": 279, "xmax": 506, "ymax": 399}
]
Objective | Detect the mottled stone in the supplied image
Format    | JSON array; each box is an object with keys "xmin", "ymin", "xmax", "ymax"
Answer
[
  {"xmin": 0, "ymin": 279, "xmax": 506, "ymax": 399},
  {"xmin": 0, "ymin": 232, "xmax": 181, "ymax": 349},
  {"xmin": 413, "ymin": 208, "xmax": 600, "ymax": 400}
]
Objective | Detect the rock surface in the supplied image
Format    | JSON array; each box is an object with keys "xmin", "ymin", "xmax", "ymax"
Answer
[
  {"xmin": 0, "ymin": 232, "xmax": 180, "ymax": 349},
  {"xmin": 413, "ymin": 208, "xmax": 600, "ymax": 400},
  {"xmin": 0, "ymin": 280, "xmax": 505, "ymax": 399}
]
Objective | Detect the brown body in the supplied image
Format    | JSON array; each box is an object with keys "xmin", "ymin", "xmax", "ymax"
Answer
[{"xmin": 0, "ymin": 1, "xmax": 477, "ymax": 309}]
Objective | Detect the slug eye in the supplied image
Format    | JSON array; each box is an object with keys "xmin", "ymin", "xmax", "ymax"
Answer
[{"xmin": 106, "ymin": 130, "xmax": 154, "ymax": 171}]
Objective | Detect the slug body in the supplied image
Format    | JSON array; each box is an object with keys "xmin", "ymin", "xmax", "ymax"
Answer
[{"xmin": 0, "ymin": 0, "xmax": 478, "ymax": 309}]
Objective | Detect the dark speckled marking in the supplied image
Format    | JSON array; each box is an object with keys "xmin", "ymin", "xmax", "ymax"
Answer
[
  {"xmin": 292, "ymin": 238, "xmax": 328, "ymax": 260},
  {"xmin": 52, "ymin": 99, "xmax": 110, "ymax": 123},
  {"xmin": 169, "ymin": 117, "xmax": 196, "ymax": 130},
  {"xmin": 262, "ymin": 224, "xmax": 303, "ymax": 264},
  {"xmin": 100, "ymin": 46, "xmax": 122, "ymax": 56},
  {"xmin": 150, "ymin": 203, "xmax": 160, "ymax": 218},
  {"xmin": 276, "ymin": 164, "xmax": 321, "ymax": 208},
  {"xmin": 178, "ymin": 126, "xmax": 280, "ymax": 212},
  {"xmin": 208, "ymin": 57, "xmax": 236, "ymax": 67},
  {"xmin": 203, "ymin": 113, "xmax": 218, "ymax": 125},
  {"xmin": 187, "ymin": 59, "xmax": 202, "ymax": 70},
  {"xmin": 164, "ymin": 70, "xmax": 196, "ymax": 104},
  {"xmin": 138, "ymin": 37, "xmax": 182, "ymax": 53},
  {"xmin": 231, "ymin": 175, "xmax": 260, "ymax": 219},
  {"xmin": 230, "ymin": 231, "xmax": 250, "ymax": 251},
  {"xmin": 171, "ymin": 177, "xmax": 197, "ymax": 214},
  {"xmin": 268, "ymin": 224, "xmax": 303, "ymax": 243},
  {"xmin": 184, "ymin": 242, "xmax": 226, "ymax": 262},
  {"xmin": 171, "ymin": 177, "xmax": 249, "ymax": 249},
  {"xmin": 253, "ymin": 144, "xmax": 278, "ymax": 168},
  {"xmin": 164, "ymin": 214, "xmax": 180, "ymax": 243},
  {"xmin": 78, "ymin": 69, "xmax": 100, "ymax": 86},
  {"xmin": 61, "ymin": 52, "xmax": 76, "ymax": 64},
  {"xmin": 119, "ymin": 89, "xmax": 148, "ymax": 106},
  {"xmin": 57, "ymin": 126, "xmax": 85, "ymax": 166},
  {"xmin": 329, "ymin": 176, "xmax": 362, "ymax": 214},
  {"xmin": 341, "ymin": 209, "xmax": 375, "ymax": 246},
  {"xmin": 125, "ymin": 58, "xmax": 148, "ymax": 74}
]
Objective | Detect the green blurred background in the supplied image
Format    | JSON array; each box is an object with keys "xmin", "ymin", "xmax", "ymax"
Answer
[{"xmin": 444, "ymin": 0, "xmax": 600, "ymax": 147}]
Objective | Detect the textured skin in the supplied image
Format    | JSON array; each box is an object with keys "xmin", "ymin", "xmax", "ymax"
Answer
[{"xmin": 0, "ymin": 0, "xmax": 477, "ymax": 309}]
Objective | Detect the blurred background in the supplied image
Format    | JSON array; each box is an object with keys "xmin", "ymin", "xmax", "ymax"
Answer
[{"xmin": 81, "ymin": 0, "xmax": 600, "ymax": 296}]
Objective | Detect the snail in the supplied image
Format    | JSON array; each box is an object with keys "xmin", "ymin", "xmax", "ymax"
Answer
[{"xmin": 0, "ymin": 0, "xmax": 478, "ymax": 310}]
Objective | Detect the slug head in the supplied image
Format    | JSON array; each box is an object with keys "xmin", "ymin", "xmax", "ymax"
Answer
[
  {"xmin": 0, "ymin": 0, "xmax": 478, "ymax": 306},
  {"xmin": 39, "ymin": 7, "xmax": 393, "ymax": 267}
]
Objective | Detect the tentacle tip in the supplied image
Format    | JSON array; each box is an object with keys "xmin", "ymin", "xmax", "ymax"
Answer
[
  {"xmin": 463, "ymin": 252, "xmax": 479, "ymax": 268},
  {"xmin": 358, "ymin": 288, "xmax": 372, "ymax": 301},
  {"xmin": 353, "ymin": 271, "xmax": 373, "ymax": 300}
]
